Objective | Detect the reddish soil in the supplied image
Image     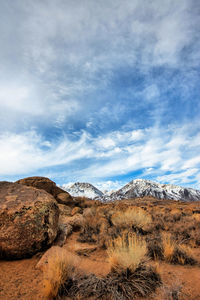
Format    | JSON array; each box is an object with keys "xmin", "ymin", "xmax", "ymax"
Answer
[
  {"xmin": 0, "ymin": 256, "xmax": 43, "ymax": 300},
  {"xmin": 0, "ymin": 232, "xmax": 200, "ymax": 300}
]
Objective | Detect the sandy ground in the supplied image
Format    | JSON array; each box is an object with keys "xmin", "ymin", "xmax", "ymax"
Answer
[{"xmin": 0, "ymin": 256, "xmax": 43, "ymax": 300}]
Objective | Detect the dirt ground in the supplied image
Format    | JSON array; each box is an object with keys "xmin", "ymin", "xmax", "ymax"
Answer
[{"xmin": 0, "ymin": 231, "xmax": 200, "ymax": 300}]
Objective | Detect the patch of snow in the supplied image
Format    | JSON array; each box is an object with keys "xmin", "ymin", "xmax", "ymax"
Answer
[{"xmin": 62, "ymin": 182, "xmax": 103, "ymax": 199}]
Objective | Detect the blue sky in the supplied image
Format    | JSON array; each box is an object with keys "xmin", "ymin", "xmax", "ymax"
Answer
[{"xmin": 0, "ymin": 0, "xmax": 200, "ymax": 191}]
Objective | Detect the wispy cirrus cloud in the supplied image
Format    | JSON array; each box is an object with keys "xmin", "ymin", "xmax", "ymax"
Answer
[
  {"xmin": 1, "ymin": 122, "xmax": 200, "ymax": 189},
  {"xmin": 0, "ymin": 131, "xmax": 92, "ymax": 176}
]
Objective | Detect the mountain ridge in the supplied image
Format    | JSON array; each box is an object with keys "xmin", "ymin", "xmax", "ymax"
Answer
[
  {"xmin": 62, "ymin": 179, "xmax": 200, "ymax": 202},
  {"xmin": 109, "ymin": 179, "xmax": 200, "ymax": 202}
]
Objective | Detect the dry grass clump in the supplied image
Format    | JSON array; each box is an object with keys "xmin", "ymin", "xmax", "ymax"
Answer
[
  {"xmin": 104, "ymin": 233, "xmax": 161, "ymax": 298},
  {"xmin": 171, "ymin": 244, "xmax": 197, "ymax": 265},
  {"xmin": 147, "ymin": 232, "xmax": 197, "ymax": 265},
  {"xmin": 107, "ymin": 233, "xmax": 147, "ymax": 273},
  {"xmin": 160, "ymin": 232, "xmax": 197, "ymax": 265},
  {"xmin": 111, "ymin": 207, "xmax": 152, "ymax": 232},
  {"xmin": 42, "ymin": 250, "xmax": 78, "ymax": 299},
  {"xmin": 162, "ymin": 232, "xmax": 176, "ymax": 262}
]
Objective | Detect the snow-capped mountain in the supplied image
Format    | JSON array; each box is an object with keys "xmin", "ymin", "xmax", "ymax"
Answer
[
  {"xmin": 62, "ymin": 179, "xmax": 200, "ymax": 202},
  {"xmin": 62, "ymin": 182, "xmax": 104, "ymax": 199},
  {"xmin": 110, "ymin": 179, "xmax": 200, "ymax": 202}
]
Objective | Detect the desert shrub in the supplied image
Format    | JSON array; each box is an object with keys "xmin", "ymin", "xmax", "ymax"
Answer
[
  {"xmin": 111, "ymin": 207, "xmax": 152, "ymax": 233},
  {"xmin": 162, "ymin": 232, "xmax": 197, "ymax": 265},
  {"xmin": 147, "ymin": 238, "xmax": 164, "ymax": 260},
  {"xmin": 77, "ymin": 208, "xmax": 104, "ymax": 243},
  {"xmin": 68, "ymin": 265, "xmax": 161, "ymax": 300},
  {"xmin": 147, "ymin": 232, "xmax": 197, "ymax": 265},
  {"xmin": 171, "ymin": 244, "xmax": 197, "ymax": 265},
  {"xmin": 42, "ymin": 249, "xmax": 78, "ymax": 299},
  {"xmin": 78, "ymin": 206, "xmax": 112, "ymax": 245},
  {"xmin": 97, "ymin": 218, "xmax": 110, "ymax": 249},
  {"xmin": 107, "ymin": 233, "xmax": 147, "ymax": 273}
]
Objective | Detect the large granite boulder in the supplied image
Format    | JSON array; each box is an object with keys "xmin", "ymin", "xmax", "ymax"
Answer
[
  {"xmin": 0, "ymin": 181, "xmax": 59, "ymax": 259},
  {"xmin": 16, "ymin": 176, "xmax": 73, "ymax": 205}
]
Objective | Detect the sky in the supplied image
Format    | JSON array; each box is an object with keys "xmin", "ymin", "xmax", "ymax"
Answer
[{"xmin": 0, "ymin": 0, "xmax": 200, "ymax": 191}]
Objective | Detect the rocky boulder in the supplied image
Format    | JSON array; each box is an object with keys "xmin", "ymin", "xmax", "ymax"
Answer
[
  {"xmin": 0, "ymin": 181, "xmax": 59, "ymax": 259},
  {"xmin": 56, "ymin": 192, "xmax": 74, "ymax": 205},
  {"xmin": 16, "ymin": 176, "xmax": 73, "ymax": 205}
]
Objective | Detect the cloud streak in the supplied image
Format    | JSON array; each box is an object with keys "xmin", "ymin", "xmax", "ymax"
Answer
[{"xmin": 1, "ymin": 122, "xmax": 200, "ymax": 189}]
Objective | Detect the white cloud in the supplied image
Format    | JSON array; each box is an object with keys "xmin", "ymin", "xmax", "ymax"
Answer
[
  {"xmin": 182, "ymin": 156, "xmax": 200, "ymax": 169},
  {"xmin": 156, "ymin": 168, "xmax": 199, "ymax": 186},
  {"xmin": 1, "ymin": 122, "xmax": 199, "ymax": 188},
  {"xmin": 73, "ymin": 124, "xmax": 200, "ymax": 188},
  {"xmin": 95, "ymin": 137, "xmax": 116, "ymax": 149},
  {"xmin": 0, "ymin": 131, "xmax": 93, "ymax": 175},
  {"xmin": 94, "ymin": 180, "xmax": 124, "ymax": 192}
]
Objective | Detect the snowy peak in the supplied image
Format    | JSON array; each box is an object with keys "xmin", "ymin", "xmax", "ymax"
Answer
[
  {"xmin": 111, "ymin": 179, "xmax": 200, "ymax": 202},
  {"xmin": 62, "ymin": 179, "xmax": 200, "ymax": 202},
  {"xmin": 62, "ymin": 182, "xmax": 103, "ymax": 199}
]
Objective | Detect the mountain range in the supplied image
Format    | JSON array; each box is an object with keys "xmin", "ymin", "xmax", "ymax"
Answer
[{"xmin": 62, "ymin": 179, "xmax": 200, "ymax": 202}]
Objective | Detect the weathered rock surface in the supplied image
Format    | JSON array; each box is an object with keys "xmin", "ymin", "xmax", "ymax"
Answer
[
  {"xmin": 59, "ymin": 214, "xmax": 84, "ymax": 230},
  {"xmin": 53, "ymin": 223, "xmax": 73, "ymax": 247},
  {"xmin": 16, "ymin": 176, "xmax": 73, "ymax": 205},
  {"xmin": 35, "ymin": 246, "xmax": 67, "ymax": 271},
  {"xmin": 58, "ymin": 204, "xmax": 72, "ymax": 216},
  {"xmin": 56, "ymin": 192, "xmax": 74, "ymax": 205},
  {"xmin": 0, "ymin": 181, "xmax": 59, "ymax": 259}
]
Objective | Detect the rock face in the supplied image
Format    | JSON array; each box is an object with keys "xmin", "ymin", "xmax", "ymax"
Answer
[
  {"xmin": 62, "ymin": 182, "xmax": 103, "ymax": 199},
  {"xmin": 16, "ymin": 176, "xmax": 73, "ymax": 205},
  {"xmin": 110, "ymin": 179, "xmax": 200, "ymax": 202},
  {"xmin": 56, "ymin": 192, "xmax": 74, "ymax": 205},
  {"xmin": 0, "ymin": 181, "xmax": 59, "ymax": 259}
]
